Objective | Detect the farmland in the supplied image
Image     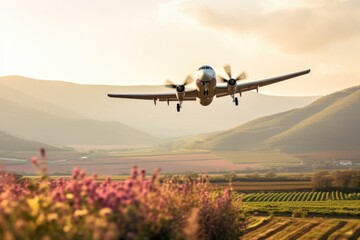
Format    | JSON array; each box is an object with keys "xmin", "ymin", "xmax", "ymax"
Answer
[
  {"xmin": 213, "ymin": 181, "xmax": 313, "ymax": 191},
  {"xmin": 242, "ymin": 191, "xmax": 360, "ymax": 202},
  {"xmin": 1, "ymin": 164, "xmax": 360, "ymax": 239},
  {"xmin": 2, "ymin": 149, "xmax": 360, "ymax": 239},
  {"xmin": 243, "ymin": 217, "xmax": 360, "ymax": 239},
  {"xmin": 242, "ymin": 200, "xmax": 360, "ymax": 216},
  {"xmin": 241, "ymin": 191, "xmax": 360, "ymax": 216}
]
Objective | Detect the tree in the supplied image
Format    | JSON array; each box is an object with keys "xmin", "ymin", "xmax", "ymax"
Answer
[
  {"xmin": 331, "ymin": 169, "xmax": 360, "ymax": 189},
  {"xmin": 223, "ymin": 172, "xmax": 237, "ymax": 182},
  {"xmin": 332, "ymin": 170, "xmax": 353, "ymax": 189},
  {"xmin": 350, "ymin": 169, "xmax": 360, "ymax": 189},
  {"xmin": 312, "ymin": 171, "xmax": 332, "ymax": 190}
]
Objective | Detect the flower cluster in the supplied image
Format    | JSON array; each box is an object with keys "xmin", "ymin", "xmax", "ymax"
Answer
[{"xmin": 0, "ymin": 160, "xmax": 244, "ymax": 239}]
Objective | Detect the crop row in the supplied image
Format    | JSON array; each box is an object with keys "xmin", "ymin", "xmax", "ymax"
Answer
[
  {"xmin": 243, "ymin": 218, "xmax": 360, "ymax": 240},
  {"xmin": 242, "ymin": 200, "xmax": 360, "ymax": 216},
  {"xmin": 242, "ymin": 191, "xmax": 360, "ymax": 202}
]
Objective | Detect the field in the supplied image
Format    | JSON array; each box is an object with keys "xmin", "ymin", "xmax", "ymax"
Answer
[
  {"xmin": 2, "ymin": 147, "xmax": 358, "ymax": 176},
  {"xmin": 214, "ymin": 181, "xmax": 312, "ymax": 191},
  {"xmin": 2, "ymin": 148, "xmax": 360, "ymax": 239},
  {"xmin": 243, "ymin": 200, "xmax": 360, "ymax": 216},
  {"xmin": 243, "ymin": 217, "xmax": 360, "ymax": 240},
  {"xmin": 215, "ymin": 150, "xmax": 304, "ymax": 168},
  {"xmin": 243, "ymin": 191, "xmax": 360, "ymax": 202},
  {"xmin": 2, "ymin": 151, "xmax": 266, "ymax": 175},
  {"xmin": 2, "ymin": 163, "xmax": 360, "ymax": 239},
  {"xmin": 240, "ymin": 191, "xmax": 360, "ymax": 216}
]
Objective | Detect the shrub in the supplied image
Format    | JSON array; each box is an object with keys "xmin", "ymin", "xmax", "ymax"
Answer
[
  {"xmin": 0, "ymin": 158, "xmax": 244, "ymax": 239},
  {"xmin": 291, "ymin": 209, "xmax": 307, "ymax": 218}
]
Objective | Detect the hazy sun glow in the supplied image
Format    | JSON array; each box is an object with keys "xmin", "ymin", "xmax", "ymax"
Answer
[{"xmin": 0, "ymin": 0, "xmax": 359, "ymax": 96}]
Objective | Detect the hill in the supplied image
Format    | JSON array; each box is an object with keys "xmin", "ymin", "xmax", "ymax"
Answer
[
  {"xmin": 0, "ymin": 97, "xmax": 156, "ymax": 146},
  {"xmin": 169, "ymin": 86, "xmax": 360, "ymax": 154},
  {"xmin": 0, "ymin": 76, "xmax": 318, "ymax": 138},
  {"xmin": 267, "ymin": 86, "xmax": 360, "ymax": 152},
  {"xmin": 0, "ymin": 130, "xmax": 57, "ymax": 151}
]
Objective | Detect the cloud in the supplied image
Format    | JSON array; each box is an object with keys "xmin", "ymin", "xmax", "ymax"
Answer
[{"xmin": 172, "ymin": 0, "xmax": 360, "ymax": 53}]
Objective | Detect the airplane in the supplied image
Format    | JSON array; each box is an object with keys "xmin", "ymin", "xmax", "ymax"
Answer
[{"xmin": 108, "ymin": 65, "xmax": 310, "ymax": 112}]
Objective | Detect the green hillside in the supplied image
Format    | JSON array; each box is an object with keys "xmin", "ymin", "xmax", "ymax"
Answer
[
  {"xmin": 268, "ymin": 88, "xmax": 360, "ymax": 152},
  {"xmin": 170, "ymin": 85, "xmax": 360, "ymax": 153}
]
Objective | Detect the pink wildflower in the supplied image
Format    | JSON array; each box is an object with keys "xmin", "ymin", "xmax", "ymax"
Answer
[{"xmin": 31, "ymin": 157, "xmax": 38, "ymax": 165}]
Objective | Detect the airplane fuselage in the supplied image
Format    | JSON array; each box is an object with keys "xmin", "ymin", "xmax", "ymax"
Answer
[{"xmin": 194, "ymin": 65, "xmax": 217, "ymax": 106}]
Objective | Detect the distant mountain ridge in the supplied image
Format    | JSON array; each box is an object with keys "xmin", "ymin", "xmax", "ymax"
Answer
[
  {"xmin": 0, "ymin": 96, "xmax": 157, "ymax": 146},
  {"xmin": 168, "ymin": 85, "xmax": 360, "ymax": 153},
  {"xmin": 0, "ymin": 130, "xmax": 57, "ymax": 151},
  {"xmin": 0, "ymin": 75, "xmax": 319, "ymax": 138}
]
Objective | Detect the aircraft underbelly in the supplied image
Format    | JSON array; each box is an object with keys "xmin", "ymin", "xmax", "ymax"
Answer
[
  {"xmin": 198, "ymin": 98, "xmax": 213, "ymax": 106},
  {"xmin": 196, "ymin": 82, "xmax": 215, "ymax": 106}
]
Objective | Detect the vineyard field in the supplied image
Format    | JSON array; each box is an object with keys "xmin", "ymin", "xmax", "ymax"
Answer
[
  {"xmin": 240, "ymin": 191, "xmax": 360, "ymax": 216},
  {"xmin": 213, "ymin": 181, "xmax": 312, "ymax": 191},
  {"xmin": 243, "ymin": 217, "xmax": 360, "ymax": 240},
  {"xmin": 243, "ymin": 200, "xmax": 360, "ymax": 216},
  {"xmin": 242, "ymin": 191, "xmax": 360, "ymax": 202}
]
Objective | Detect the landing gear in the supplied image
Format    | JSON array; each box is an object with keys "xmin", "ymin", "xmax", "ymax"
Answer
[
  {"xmin": 202, "ymin": 81, "xmax": 209, "ymax": 97},
  {"xmin": 177, "ymin": 101, "xmax": 183, "ymax": 112},
  {"xmin": 231, "ymin": 95, "xmax": 239, "ymax": 106}
]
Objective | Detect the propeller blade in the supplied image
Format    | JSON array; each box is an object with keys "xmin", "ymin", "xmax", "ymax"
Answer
[
  {"xmin": 165, "ymin": 79, "xmax": 177, "ymax": 89},
  {"xmin": 217, "ymin": 75, "xmax": 228, "ymax": 83},
  {"xmin": 224, "ymin": 64, "xmax": 232, "ymax": 78},
  {"xmin": 235, "ymin": 71, "xmax": 248, "ymax": 81},
  {"xmin": 183, "ymin": 75, "xmax": 193, "ymax": 86}
]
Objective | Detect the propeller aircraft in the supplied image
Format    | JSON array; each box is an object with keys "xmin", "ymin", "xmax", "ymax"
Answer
[{"xmin": 108, "ymin": 65, "xmax": 310, "ymax": 112}]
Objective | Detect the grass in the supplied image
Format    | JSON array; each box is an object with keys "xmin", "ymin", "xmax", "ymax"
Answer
[{"xmin": 215, "ymin": 150, "xmax": 303, "ymax": 167}]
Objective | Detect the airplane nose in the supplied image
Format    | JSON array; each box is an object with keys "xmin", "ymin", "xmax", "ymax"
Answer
[
  {"xmin": 197, "ymin": 70, "xmax": 204, "ymax": 80},
  {"xmin": 197, "ymin": 70, "xmax": 208, "ymax": 81}
]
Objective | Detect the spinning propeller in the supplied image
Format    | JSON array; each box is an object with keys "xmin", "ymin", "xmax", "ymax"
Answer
[
  {"xmin": 218, "ymin": 64, "xmax": 247, "ymax": 86},
  {"xmin": 165, "ymin": 75, "xmax": 193, "ymax": 92}
]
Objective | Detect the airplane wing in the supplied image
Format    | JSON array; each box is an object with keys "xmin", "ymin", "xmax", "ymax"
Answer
[
  {"xmin": 108, "ymin": 89, "xmax": 198, "ymax": 102},
  {"xmin": 215, "ymin": 69, "xmax": 311, "ymax": 97}
]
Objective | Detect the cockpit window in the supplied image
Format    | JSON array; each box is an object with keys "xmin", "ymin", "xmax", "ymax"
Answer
[{"xmin": 198, "ymin": 65, "xmax": 213, "ymax": 70}]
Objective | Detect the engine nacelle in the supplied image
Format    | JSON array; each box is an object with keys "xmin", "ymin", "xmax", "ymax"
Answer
[
  {"xmin": 176, "ymin": 85, "xmax": 185, "ymax": 101},
  {"xmin": 227, "ymin": 79, "xmax": 237, "ymax": 95}
]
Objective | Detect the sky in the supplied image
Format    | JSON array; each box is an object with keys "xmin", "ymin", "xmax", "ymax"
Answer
[{"xmin": 1, "ymin": 0, "xmax": 359, "ymax": 96}]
